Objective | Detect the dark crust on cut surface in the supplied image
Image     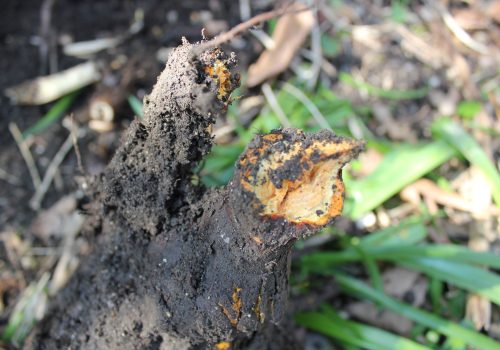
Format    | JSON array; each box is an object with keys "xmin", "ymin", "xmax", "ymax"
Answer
[
  {"xmin": 238, "ymin": 129, "xmax": 362, "ymax": 190},
  {"xmin": 233, "ymin": 128, "xmax": 364, "ymax": 241}
]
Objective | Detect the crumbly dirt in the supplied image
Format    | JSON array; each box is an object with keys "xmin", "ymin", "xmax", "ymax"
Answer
[{"xmin": 0, "ymin": 0, "xmax": 245, "ymax": 228}]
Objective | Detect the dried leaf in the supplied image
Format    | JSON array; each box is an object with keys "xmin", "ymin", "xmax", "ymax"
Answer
[{"xmin": 246, "ymin": 3, "xmax": 314, "ymax": 87}]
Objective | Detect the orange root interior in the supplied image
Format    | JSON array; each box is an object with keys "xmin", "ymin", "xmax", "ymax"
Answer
[
  {"xmin": 204, "ymin": 59, "xmax": 233, "ymax": 101},
  {"xmin": 240, "ymin": 133, "xmax": 361, "ymax": 226}
]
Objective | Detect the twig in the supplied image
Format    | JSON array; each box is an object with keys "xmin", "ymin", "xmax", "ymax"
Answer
[
  {"xmin": 8, "ymin": 123, "xmax": 42, "ymax": 189},
  {"xmin": 30, "ymin": 133, "xmax": 75, "ymax": 210},
  {"xmin": 250, "ymin": 29, "xmax": 275, "ymax": 50},
  {"xmin": 0, "ymin": 167, "xmax": 21, "ymax": 185},
  {"xmin": 5, "ymin": 61, "xmax": 101, "ymax": 105},
  {"xmin": 70, "ymin": 115, "xmax": 85, "ymax": 174},
  {"xmin": 431, "ymin": 2, "xmax": 489, "ymax": 55},
  {"xmin": 49, "ymin": 210, "xmax": 84, "ymax": 295},
  {"xmin": 192, "ymin": 3, "xmax": 311, "ymax": 55},
  {"xmin": 261, "ymin": 83, "xmax": 291, "ymax": 127},
  {"xmin": 442, "ymin": 11, "xmax": 489, "ymax": 55},
  {"xmin": 281, "ymin": 82, "xmax": 331, "ymax": 130},
  {"xmin": 306, "ymin": 6, "xmax": 322, "ymax": 89},
  {"xmin": 64, "ymin": 38, "xmax": 121, "ymax": 57},
  {"xmin": 239, "ymin": 0, "xmax": 251, "ymax": 21},
  {"xmin": 301, "ymin": 49, "xmax": 337, "ymax": 77},
  {"xmin": 39, "ymin": 0, "xmax": 56, "ymax": 74},
  {"xmin": 63, "ymin": 9, "xmax": 144, "ymax": 58}
]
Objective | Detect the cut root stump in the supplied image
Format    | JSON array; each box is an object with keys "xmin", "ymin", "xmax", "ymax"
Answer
[
  {"xmin": 26, "ymin": 39, "xmax": 363, "ymax": 350},
  {"xmin": 238, "ymin": 129, "xmax": 363, "ymax": 226}
]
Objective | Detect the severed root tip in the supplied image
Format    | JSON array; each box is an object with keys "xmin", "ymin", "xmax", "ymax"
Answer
[
  {"xmin": 238, "ymin": 129, "xmax": 364, "ymax": 226},
  {"xmin": 203, "ymin": 53, "xmax": 239, "ymax": 103},
  {"xmin": 144, "ymin": 39, "xmax": 239, "ymax": 123}
]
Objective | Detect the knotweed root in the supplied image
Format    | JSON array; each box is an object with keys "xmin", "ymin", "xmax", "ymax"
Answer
[{"xmin": 26, "ymin": 39, "xmax": 363, "ymax": 350}]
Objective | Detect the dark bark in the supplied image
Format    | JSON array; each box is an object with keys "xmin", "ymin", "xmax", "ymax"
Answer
[{"xmin": 26, "ymin": 40, "xmax": 363, "ymax": 350}]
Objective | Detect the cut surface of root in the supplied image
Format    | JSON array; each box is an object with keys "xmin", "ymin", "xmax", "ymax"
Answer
[{"xmin": 239, "ymin": 129, "xmax": 364, "ymax": 226}]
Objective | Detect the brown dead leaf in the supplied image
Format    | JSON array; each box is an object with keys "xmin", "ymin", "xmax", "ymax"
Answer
[{"xmin": 246, "ymin": 3, "xmax": 314, "ymax": 87}]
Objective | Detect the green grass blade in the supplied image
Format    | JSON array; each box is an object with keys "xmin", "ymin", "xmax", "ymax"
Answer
[
  {"xmin": 296, "ymin": 310, "xmax": 431, "ymax": 350},
  {"xmin": 457, "ymin": 100, "xmax": 481, "ymax": 120},
  {"xmin": 22, "ymin": 90, "xmax": 80, "ymax": 138},
  {"xmin": 432, "ymin": 118, "xmax": 500, "ymax": 207},
  {"xmin": 429, "ymin": 278, "xmax": 444, "ymax": 314},
  {"xmin": 296, "ymin": 312, "xmax": 378, "ymax": 349},
  {"xmin": 339, "ymin": 72, "xmax": 428, "ymax": 100},
  {"xmin": 374, "ymin": 245, "xmax": 500, "ymax": 268},
  {"xmin": 401, "ymin": 257, "xmax": 500, "ymax": 306},
  {"xmin": 303, "ymin": 244, "xmax": 500, "ymax": 270},
  {"xmin": 127, "ymin": 95, "xmax": 144, "ymax": 118},
  {"xmin": 347, "ymin": 141, "xmax": 456, "ymax": 219},
  {"xmin": 360, "ymin": 252, "xmax": 384, "ymax": 293},
  {"xmin": 360, "ymin": 218, "xmax": 428, "ymax": 247},
  {"xmin": 335, "ymin": 274, "xmax": 500, "ymax": 350},
  {"xmin": 202, "ymin": 144, "xmax": 244, "ymax": 174},
  {"xmin": 2, "ymin": 273, "xmax": 49, "ymax": 346},
  {"xmin": 301, "ymin": 220, "xmax": 427, "ymax": 272}
]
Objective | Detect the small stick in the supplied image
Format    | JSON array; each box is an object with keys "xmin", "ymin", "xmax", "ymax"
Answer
[
  {"xmin": 430, "ymin": 1, "xmax": 489, "ymax": 55},
  {"xmin": 70, "ymin": 115, "xmax": 85, "ymax": 174},
  {"xmin": 8, "ymin": 123, "xmax": 42, "ymax": 189},
  {"xmin": 307, "ymin": 8, "xmax": 322, "ymax": 89},
  {"xmin": 39, "ymin": 0, "xmax": 56, "ymax": 74},
  {"xmin": 281, "ymin": 82, "xmax": 331, "ymax": 130},
  {"xmin": 192, "ymin": 3, "xmax": 312, "ymax": 56},
  {"xmin": 261, "ymin": 83, "xmax": 291, "ymax": 127},
  {"xmin": 442, "ymin": 11, "xmax": 489, "ymax": 55},
  {"xmin": 0, "ymin": 167, "xmax": 21, "ymax": 185},
  {"xmin": 5, "ymin": 61, "xmax": 101, "ymax": 105},
  {"xmin": 30, "ymin": 133, "xmax": 75, "ymax": 210}
]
